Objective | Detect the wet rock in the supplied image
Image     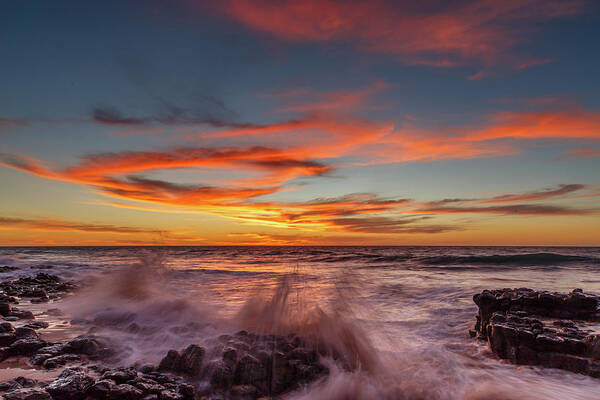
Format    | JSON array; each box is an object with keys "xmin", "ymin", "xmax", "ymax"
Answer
[
  {"xmin": 2, "ymin": 389, "xmax": 51, "ymax": 400},
  {"xmin": 7, "ymin": 338, "xmax": 48, "ymax": 356},
  {"xmin": 0, "ymin": 321, "xmax": 15, "ymax": 332},
  {"xmin": 473, "ymin": 287, "xmax": 600, "ymax": 377},
  {"xmin": 158, "ymin": 389, "xmax": 184, "ymax": 400},
  {"xmin": 64, "ymin": 335, "xmax": 103, "ymax": 355},
  {"xmin": 0, "ymin": 380, "xmax": 23, "ymax": 392},
  {"xmin": 9, "ymin": 309, "xmax": 35, "ymax": 320},
  {"xmin": 102, "ymin": 368, "xmax": 138, "ymax": 384},
  {"xmin": 24, "ymin": 321, "xmax": 50, "ymax": 330},
  {"xmin": 0, "ymin": 302, "xmax": 13, "ymax": 316},
  {"xmin": 108, "ymin": 384, "xmax": 143, "ymax": 400},
  {"xmin": 0, "ymin": 332, "xmax": 17, "ymax": 346},
  {"xmin": 235, "ymin": 354, "xmax": 268, "ymax": 389},
  {"xmin": 205, "ymin": 359, "xmax": 235, "ymax": 389},
  {"xmin": 87, "ymin": 379, "xmax": 115, "ymax": 399},
  {"xmin": 46, "ymin": 368, "xmax": 94, "ymax": 400},
  {"xmin": 176, "ymin": 344, "xmax": 205, "ymax": 376},
  {"xmin": 15, "ymin": 326, "xmax": 39, "ymax": 339},
  {"xmin": 43, "ymin": 353, "xmax": 82, "ymax": 369},
  {"xmin": 158, "ymin": 350, "xmax": 180, "ymax": 371}
]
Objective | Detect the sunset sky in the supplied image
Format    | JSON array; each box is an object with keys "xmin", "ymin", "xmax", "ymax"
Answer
[{"xmin": 1, "ymin": 0, "xmax": 599, "ymax": 246}]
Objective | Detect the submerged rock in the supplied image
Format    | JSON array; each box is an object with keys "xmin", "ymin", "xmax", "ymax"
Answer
[{"xmin": 472, "ymin": 288, "xmax": 600, "ymax": 377}]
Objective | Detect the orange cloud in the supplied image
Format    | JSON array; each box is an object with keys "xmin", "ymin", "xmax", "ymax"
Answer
[{"xmin": 210, "ymin": 0, "xmax": 585, "ymax": 71}]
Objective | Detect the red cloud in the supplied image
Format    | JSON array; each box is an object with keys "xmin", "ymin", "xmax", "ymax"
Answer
[{"xmin": 210, "ymin": 0, "xmax": 585, "ymax": 71}]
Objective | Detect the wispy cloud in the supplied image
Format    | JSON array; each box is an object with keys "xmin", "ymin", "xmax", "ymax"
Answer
[
  {"xmin": 210, "ymin": 0, "xmax": 586, "ymax": 74},
  {"xmin": 0, "ymin": 216, "xmax": 166, "ymax": 235},
  {"xmin": 417, "ymin": 203, "xmax": 594, "ymax": 216}
]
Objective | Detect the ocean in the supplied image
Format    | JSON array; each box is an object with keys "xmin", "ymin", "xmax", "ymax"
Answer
[{"xmin": 1, "ymin": 246, "xmax": 600, "ymax": 399}]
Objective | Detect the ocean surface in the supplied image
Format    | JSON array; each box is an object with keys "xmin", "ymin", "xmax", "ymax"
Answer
[{"xmin": 1, "ymin": 246, "xmax": 600, "ymax": 399}]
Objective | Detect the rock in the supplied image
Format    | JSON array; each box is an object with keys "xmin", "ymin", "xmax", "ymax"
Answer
[
  {"xmin": 24, "ymin": 321, "xmax": 49, "ymax": 330},
  {"xmin": 158, "ymin": 350, "xmax": 180, "ymax": 371},
  {"xmin": 158, "ymin": 390, "xmax": 184, "ymax": 400},
  {"xmin": 2, "ymin": 389, "xmax": 51, "ymax": 400},
  {"xmin": 205, "ymin": 359, "xmax": 234, "ymax": 389},
  {"xmin": 46, "ymin": 369, "xmax": 94, "ymax": 400},
  {"xmin": 0, "ymin": 380, "xmax": 23, "ymax": 392},
  {"xmin": 10, "ymin": 309, "xmax": 35, "ymax": 320},
  {"xmin": 108, "ymin": 384, "xmax": 143, "ymax": 400},
  {"xmin": 235, "ymin": 354, "xmax": 268, "ymax": 388},
  {"xmin": 87, "ymin": 379, "xmax": 114, "ymax": 399},
  {"xmin": 0, "ymin": 321, "xmax": 15, "ymax": 332},
  {"xmin": 7, "ymin": 338, "xmax": 47, "ymax": 356},
  {"xmin": 43, "ymin": 353, "xmax": 81, "ymax": 369},
  {"xmin": 472, "ymin": 287, "xmax": 600, "ymax": 378},
  {"xmin": 0, "ymin": 302, "xmax": 13, "ymax": 316},
  {"xmin": 0, "ymin": 332, "xmax": 17, "ymax": 346},
  {"xmin": 175, "ymin": 344, "xmax": 205, "ymax": 376},
  {"xmin": 15, "ymin": 326, "xmax": 39, "ymax": 339},
  {"xmin": 64, "ymin": 335, "xmax": 103, "ymax": 355}
]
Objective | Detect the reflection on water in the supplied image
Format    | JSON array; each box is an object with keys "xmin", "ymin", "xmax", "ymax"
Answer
[{"xmin": 1, "ymin": 246, "xmax": 600, "ymax": 399}]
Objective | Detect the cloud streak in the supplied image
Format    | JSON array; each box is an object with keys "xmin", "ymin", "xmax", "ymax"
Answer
[{"xmin": 211, "ymin": 0, "xmax": 586, "ymax": 73}]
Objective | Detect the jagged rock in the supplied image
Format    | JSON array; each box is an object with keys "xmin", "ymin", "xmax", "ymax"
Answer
[
  {"xmin": 7, "ymin": 338, "xmax": 48, "ymax": 356},
  {"xmin": 176, "ymin": 344, "xmax": 205, "ymax": 376},
  {"xmin": 472, "ymin": 288, "xmax": 600, "ymax": 377},
  {"xmin": 107, "ymin": 384, "xmax": 143, "ymax": 400},
  {"xmin": 46, "ymin": 368, "xmax": 94, "ymax": 400},
  {"xmin": 87, "ymin": 379, "xmax": 115, "ymax": 399},
  {"xmin": 101, "ymin": 368, "xmax": 138, "ymax": 384},
  {"xmin": 24, "ymin": 321, "xmax": 50, "ymax": 330},
  {"xmin": 43, "ymin": 353, "xmax": 82, "ymax": 369},
  {"xmin": 2, "ymin": 389, "xmax": 51, "ymax": 400},
  {"xmin": 158, "ymin": 350, "xmax": 180, "ymax": 371}
]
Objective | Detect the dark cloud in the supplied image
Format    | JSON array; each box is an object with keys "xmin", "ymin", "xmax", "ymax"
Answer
[
  {"xmin": 483, "ymin": 184, "xmax": 587, "ymax": 203},
  {"xmin": 419, "ymin": 204, "xmax": 594, "ymax": 216},
  {"xmin": 330, "ymin": 216, "xmax": 457, "ymax": 234},
  {"xmin": 0, "ymin": 217, "xmax": 165, "ymax": 234}
]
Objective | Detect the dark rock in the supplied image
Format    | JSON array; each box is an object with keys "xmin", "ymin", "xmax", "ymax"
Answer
[
  {"xmin": 7, "ymin": 338, "xmax": 47, "ymax": 356},
  {"xmin": 43, "ymin": 353, "xmax": 81, "ymax": 369},
  {"xmin": 15, "ymin": 326, "xmax": 39, "ymax": 339},
  {"xmin": 107, "ymin": 384, "xmax": 143, "ymax": 400},
  {"xmin": 0, "ymin": 380, "xmax": 23, "ymax": 392},
  {"xmin": 0, "ymin": 332, "xmax": 17, "ymax": 346},
  {"xmin": 9, "ymin": 309, "xmax": 35, "ymax": 320},
  {"xmin": 158, "ymin": 390, "xmax": 184, "ymax": 400},
  {"xmin": 472, "ymin": 287, "xmax": 600, "ymax": 378},
  {"xmin": 87, "ymin": 379, "xmax": 115, "ymax": 399},
  {"xmin": 2, "ymin": 389, "xmax": 51, "ymax": 400},
  {"xmin": 175, "ymin": 344, "xmax": 205, "ymax": 376},
  {"xmin": 46, "ymin": 369, "xmax": 94, "ymax": 400},
  {"xmin": 64, "ymin": 335, "xmax": 103, "ymax": 355},
  {"xmin": 158, "ymin": 350, "xmax": 180, "ymax": 371},
  {"xmin": 24, "ymin": 321, "xmax": 49, "ymax": 330},
  {"xmin": 235, "ymin": 354, "xmax": 267, "ymax": 388},
  {"xmin": 0, "ymin": 302, "xmax": 13, "ymax": 316},
  {"xmin": 0, "ymin": 321, "xmax": 15, "ymax": 332},
  {"xmin": 101, "ymin": 368, "xmax": 138, "ymax": 384}
]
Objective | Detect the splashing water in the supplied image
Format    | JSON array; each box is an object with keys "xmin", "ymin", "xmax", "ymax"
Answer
[{"xmin": 2, "ymin": 246, "xmax": 600, "ymax": 399}]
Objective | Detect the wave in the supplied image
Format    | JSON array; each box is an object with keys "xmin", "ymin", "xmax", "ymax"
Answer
[{"xmin": 421, "ymin": 252, "xmax": 599, "ymax": 266}]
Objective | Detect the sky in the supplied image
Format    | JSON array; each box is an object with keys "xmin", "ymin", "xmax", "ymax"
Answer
[{"xmin": 1, "ymin": 0, "xmax": 599, "ymax": 246}]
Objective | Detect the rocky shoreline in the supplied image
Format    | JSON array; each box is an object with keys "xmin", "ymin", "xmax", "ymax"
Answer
[
  {"xmin": 0, "ymin": 271, "xmax": 329, "ymax": 399},
  {"xmin": 471, "ymin": 287, "xmax": 600, "ymax": 377}
]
